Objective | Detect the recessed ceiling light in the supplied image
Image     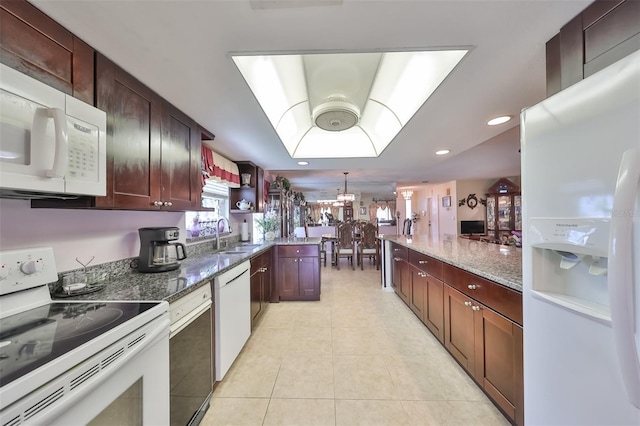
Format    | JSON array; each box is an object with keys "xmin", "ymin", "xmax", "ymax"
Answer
[
  {"xmin": 435, "ymin": 149, "xmax": 450, "ymax": 155},
  {"xmin": 487, "ymin": 115, "xmax": 511, "ymax": 126},
  {"xmin": 297, "ymin": 161, "xmax": 309, "ymax": 166}
]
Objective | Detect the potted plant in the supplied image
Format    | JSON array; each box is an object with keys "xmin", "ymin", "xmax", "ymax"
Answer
[
  {"xmin": 256, "ymin": 210, "xmax": 280, "ymax": 241},
  {"xmin": 272, "ymin": 175, "xmax": 291, "ymax": 191}
]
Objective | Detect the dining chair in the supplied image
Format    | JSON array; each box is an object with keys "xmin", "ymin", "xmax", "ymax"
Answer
[
  {"xmin": 334, "ymin": 221, "xmax": 356, "ymax": 270},
  {"xmin": 357, "ymin": 223, "xmax": 379, "ymax": 270}
]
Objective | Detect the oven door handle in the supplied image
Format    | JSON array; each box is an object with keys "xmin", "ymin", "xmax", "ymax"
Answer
[{"xmin": 170, "ymin": 299, "xmax": 211, "ymax": 338}]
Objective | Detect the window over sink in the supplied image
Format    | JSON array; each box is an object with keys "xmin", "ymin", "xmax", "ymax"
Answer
[{"xmin": 186, "ymin": 181, "xmax": 231, "ymax": 240}]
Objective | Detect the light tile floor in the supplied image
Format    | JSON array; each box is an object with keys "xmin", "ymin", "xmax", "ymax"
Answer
[{"xmin": 201, "ymin": 261, "xmax": 510, "ymax": 426}]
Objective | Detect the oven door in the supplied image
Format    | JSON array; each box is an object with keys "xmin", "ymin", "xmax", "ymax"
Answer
[
  {"xmin": 0, "ymin": 311, "xmax": 170, "ymax": 426},
  {"xmin": 170, "ymin": 296, "xmax": 213, "ymax": 426}
]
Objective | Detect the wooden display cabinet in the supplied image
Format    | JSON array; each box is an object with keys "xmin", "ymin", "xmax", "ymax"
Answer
[
  {"xmin": 485, "ymin": 178, "xmax": 521, "ymax": 242},
  {"xmin": 266, "ymin": 188, "xmax": 292, "ymax": 238}
]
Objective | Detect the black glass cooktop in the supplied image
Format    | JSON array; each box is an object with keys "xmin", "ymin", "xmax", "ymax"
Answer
[{"xmin": 0, "ymin": 301, "xmax": 160, "ymax": 387}]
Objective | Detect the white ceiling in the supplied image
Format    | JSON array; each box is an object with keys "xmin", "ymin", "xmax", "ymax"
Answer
[{"xmin": 31, "ymin": 0, "xmax": 593, "ymax": 200}]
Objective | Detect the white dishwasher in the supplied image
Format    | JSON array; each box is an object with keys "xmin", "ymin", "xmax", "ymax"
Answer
[{"xmin": 213, "ymin": 260, "xmax": 251, "ymax": 381}]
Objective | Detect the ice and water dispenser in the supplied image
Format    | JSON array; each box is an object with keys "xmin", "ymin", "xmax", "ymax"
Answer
[{"xmin": 528, "ymin": 218, "xmax": 611, "ymax": 324}]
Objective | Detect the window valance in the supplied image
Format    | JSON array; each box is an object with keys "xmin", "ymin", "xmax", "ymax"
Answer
[{"xmin": 201, "ymin": 145, "xmax": 240, "ymax": 188}]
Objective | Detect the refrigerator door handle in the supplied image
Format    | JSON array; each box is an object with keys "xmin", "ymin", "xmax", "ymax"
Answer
[{"xmin": 609, "ymin": 147, "xmax": 640, "ymax": 408}]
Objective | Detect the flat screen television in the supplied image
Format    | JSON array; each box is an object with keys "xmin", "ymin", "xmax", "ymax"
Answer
[{"xmin": 460, "ymin": 220, "xmax": 486, "ymax": 235}]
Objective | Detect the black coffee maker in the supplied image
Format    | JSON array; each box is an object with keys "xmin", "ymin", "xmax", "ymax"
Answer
[{"xmin": 138, "ymin": 227, "xmax": 187, "ymax": 273}]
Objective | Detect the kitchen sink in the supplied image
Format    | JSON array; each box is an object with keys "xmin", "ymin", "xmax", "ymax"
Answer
[{"xmin": 221, "ymin": 250, "xmax": 248, "ymax": 255}]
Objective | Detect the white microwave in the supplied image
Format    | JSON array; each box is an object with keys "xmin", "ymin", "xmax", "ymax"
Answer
[{"xmin": 0, "ymin": 63, "xmax": 106, "ymax": 199}]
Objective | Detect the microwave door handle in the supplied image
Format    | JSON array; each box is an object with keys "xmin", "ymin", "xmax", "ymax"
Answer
[{"xmin": 45, "ymin": 108, "xmax": 68, "ymax": 178}]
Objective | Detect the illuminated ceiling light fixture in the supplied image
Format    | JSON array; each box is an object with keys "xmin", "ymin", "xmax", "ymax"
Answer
[
  {"xmin": 435, "ymin": 149, "xmax": 450, "ymax": 155},
  {"xmin": 232, "ymin": 49, "xmax": 469, "ymax": 158},
  {"xmin": 487, "ymin": 115, "xmax": 512, "ymax": 126},
  {"xmin": 336, "ymin": 172, "xmax": 355, "ymax": 202},
  {"xmin": 333, "ymin": 188, "xmax": 344, "ymax": 206},
  {"xmin": 297, "ymin": 161, "xmax": 309, "ymax": 166},
  {"xmin": 401, "ymin": 190, "xmax": 413, "ymax": 200}
]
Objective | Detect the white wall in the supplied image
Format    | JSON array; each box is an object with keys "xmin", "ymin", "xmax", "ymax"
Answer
[
  {"xmin": 399, "ymin": 181, "xmax": 456, "ymax": 238},
  {"xmin": 0, "ymin": 199, "xmax": 244, "ymax": 272},
  {"xmin": 456, "ymin": 179, "xmax": 489, "ymax": 231}
]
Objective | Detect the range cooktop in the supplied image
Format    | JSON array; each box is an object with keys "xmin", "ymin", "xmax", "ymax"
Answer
[{"xmin": 0, "ymin": 301, "xmax": 160, "ymax": 387}]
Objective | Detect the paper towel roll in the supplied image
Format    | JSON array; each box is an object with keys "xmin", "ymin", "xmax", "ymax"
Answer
[{"xmin": 240, "ymin": 222, "xmax": 249, "ymax": 241}]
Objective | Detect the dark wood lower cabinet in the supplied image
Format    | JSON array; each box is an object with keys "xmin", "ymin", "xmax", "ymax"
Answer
[
  {"xmin": 423, "ymin": 275, "xmax": 445, "ymax": 344},
  {"xmin": 391, "ymin": 246, "xmax": 523, "ymax": 425},
  {"xmin": 475, "ymin": 303, "xmax": 524, "ymax": 426},
  {"xmin": 445, "ymin": 284, "xmax": 524, "ymax": 426},
  {"xmin": 250, "ymin": 249, "xmax": 272, "ymax": 329},
  {"xmin": 276, "ymin": 245, "xmax": 320, "ymax": 301},
  {"xmin": 444, "ymin": 285, "xmax": 478, "ymax": 373}
]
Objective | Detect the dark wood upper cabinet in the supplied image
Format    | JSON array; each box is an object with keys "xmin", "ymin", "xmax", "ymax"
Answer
[
  {"xmin": 34, "ymin": 54, "xmax": 202, "ymax": 210},
  {"xmin": 0, "ymin": 0, "xmax": 94, "ymax": 104},
  {"xmin": 546, "ymin": 0, "xmax": 640, "ymax": 96},
  {"xmin": 94, "ymin": 53, "xmax": 162, "ymax": 209},
  {"xmin": 160, "ymin": 102, "xmax": 201, "ymax": 211}
]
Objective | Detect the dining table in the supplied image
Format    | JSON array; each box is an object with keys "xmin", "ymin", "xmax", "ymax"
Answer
[{"xmin": 321, "ymin": 232, "xmax": 361, "ymax": 268}]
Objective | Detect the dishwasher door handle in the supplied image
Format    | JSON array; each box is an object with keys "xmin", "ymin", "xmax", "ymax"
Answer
[
  {"xmin": 218, "ymin": 268, "xmax": 249, "ymax": 289},
  {"xmin": 170, "ymin": 299, "xmax": 212, "ymax": 338}
]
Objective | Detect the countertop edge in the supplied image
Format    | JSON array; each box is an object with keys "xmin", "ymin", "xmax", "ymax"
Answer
[{"xmin": 379, "ymin": 235, "xmax": 522, "ymax": 292}]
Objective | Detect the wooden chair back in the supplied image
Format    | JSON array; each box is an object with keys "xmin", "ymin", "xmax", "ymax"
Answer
[
  {"xmin": 335, "ymin": 221, "xmax": 356, "ymax": 270},
  {"xmin": 359, "ymin": 223, "xmax": 377, "ymax": 250}
]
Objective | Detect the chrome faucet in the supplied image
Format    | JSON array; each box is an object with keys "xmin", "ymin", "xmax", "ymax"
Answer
[{"xmin": 214, "ymin": 218, "xmax": 224, "ymax": 251}]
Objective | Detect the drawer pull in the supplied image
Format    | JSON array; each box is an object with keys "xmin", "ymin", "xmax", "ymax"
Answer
[
  {"xmin": 467, "ymin": 284, "xmax": 477, "ymax": 290},
  {"xmin": 394, "ymin": 257, "xmax": 401, "ymax": 261},
  {"xmin": 464, "ymin": 301, "xmax": 472, "ymax": 307},
  {"xmin": 418, "ymin": 272, "xmax": 427, "ymax": 277},
  {"xmin": 418, "ymin": 260, "xmax": 428, "ymax": 264},
  {"xmin": 471, "ymin": 305, "xmax": 481, "ymax": 311}
]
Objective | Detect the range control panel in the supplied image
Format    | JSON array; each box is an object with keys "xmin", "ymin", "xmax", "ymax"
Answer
[{"xmin": 0, "ymin": 247, "xmax": 58, "ymax": 296}]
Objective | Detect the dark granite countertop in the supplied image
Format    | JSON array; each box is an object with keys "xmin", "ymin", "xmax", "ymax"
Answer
[
  {"xmin": 379, "ymin": 235, "xmax": 522, "ymax": 292},
  {"xmin": 55, "ymin": 238, "xmax": 321, "ymax": 303}
]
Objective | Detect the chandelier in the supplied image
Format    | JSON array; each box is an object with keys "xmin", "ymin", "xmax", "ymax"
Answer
[
  {"xmin": 333, "ymin": 188, "xmax": 344, "ymax": 206},
  {"xmin": 401, "ymin": 190, "xmax": 413, "ymax": 200},
  {"xmin": 336, "ymin": 172, "xmax": 355, "ymax": 202}
]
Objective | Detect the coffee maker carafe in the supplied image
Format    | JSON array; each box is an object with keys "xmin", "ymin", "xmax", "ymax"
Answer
[{"xmin": 138, "ymin": 227, "xmax": 187, "ymax": 273}]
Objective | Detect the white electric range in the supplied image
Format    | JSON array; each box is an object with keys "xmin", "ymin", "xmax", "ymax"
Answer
[{"xmin": 0, "ymin": 247, "xmax": 170, "ymax": 426}]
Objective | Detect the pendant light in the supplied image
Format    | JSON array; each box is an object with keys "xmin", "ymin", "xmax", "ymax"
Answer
[{"xmin": 337, "ymin": 172, "xmax": 355, "ymax": 202}]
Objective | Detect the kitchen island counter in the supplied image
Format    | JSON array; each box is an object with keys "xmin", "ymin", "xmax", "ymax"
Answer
[
  {"xmin": 54, "ymin": 238, "xmax": 321, "ymax": 303},
  {"xmin": 380, "ymin": 235, "xmax": 522, "ymax": 291}
]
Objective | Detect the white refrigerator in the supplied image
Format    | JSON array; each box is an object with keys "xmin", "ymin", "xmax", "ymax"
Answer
[{"xmin": 521, "ymin": 49, "xmax": 640, "ymax": 425}]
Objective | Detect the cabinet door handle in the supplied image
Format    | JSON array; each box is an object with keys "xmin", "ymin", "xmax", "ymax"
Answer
[
  {"xmin": 163, "ymin": 201, "xmax": 173, "ymax": 207},
  {"xmin": 464, "ymin": 301, "xmax": 472, "ymax": 307},
  {"xmin": 418, "ymin": 260, "xmax": 428, "ymax": 264},
  {"xmin": 467, "ymin": 284, "xmax": 477, "ymax": 290},
  {"xmin": 394, "ymin": 248, "xmax": 400, "ymax": 252},
  {"xmin": 153, "ymin": 200, "xmax": 163, "ymax": 206},
  {"xmin": 471, "ymin": 305, "xmax": 481, "ymax": 311},
  {"xmin": 418, "ymin": 272, "xmax": 427, "ymax": 277},
  {"xmin": 394, "ymin": 257, "xmax": 401, "ymax": 261}
]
